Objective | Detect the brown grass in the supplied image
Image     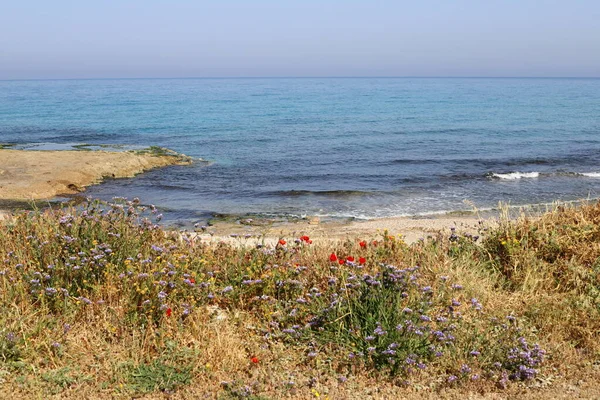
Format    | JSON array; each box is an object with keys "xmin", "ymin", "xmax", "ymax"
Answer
[{"xmin": 0, "ymin": 199, "xmax": 599, "ymax": 398}]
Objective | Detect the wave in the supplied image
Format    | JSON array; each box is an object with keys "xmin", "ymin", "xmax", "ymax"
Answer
[
  {"xmin": 490, "ymin": 172, "xmax": 540, "ymax": 180},
  {"xmin": 579, "ymin": 172, "xmax": 600, "ymax": 178},
  {"xmin": 269, "ymin": 189, "xmax": 376, "ymax": 198},
  {"xmin": 488, "ymin": 171, "xmax": 600, "ymax": 180}
]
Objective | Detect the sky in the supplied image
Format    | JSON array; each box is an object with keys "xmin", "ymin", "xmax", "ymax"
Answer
[{"xmin": 1, "ymin": 0, "xmax": 599, "ymax": 79}]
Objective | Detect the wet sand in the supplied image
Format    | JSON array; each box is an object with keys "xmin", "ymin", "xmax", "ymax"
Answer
[{"xmin": 0, "ymin": 149, "xmax": 191, "ymax": 201}]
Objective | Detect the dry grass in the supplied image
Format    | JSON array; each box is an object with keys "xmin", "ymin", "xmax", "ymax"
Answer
[{"xmin": 0, "ymin": 199, "xmax": 599, "ymax": 398}]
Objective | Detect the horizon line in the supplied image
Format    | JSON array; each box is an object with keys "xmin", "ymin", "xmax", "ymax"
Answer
[{"xmin": 1, "ymin": 75, "xmax": 600, "ymax": 82}]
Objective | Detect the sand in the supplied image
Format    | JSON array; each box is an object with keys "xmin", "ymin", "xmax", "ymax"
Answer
[
  {"xmin": 0, "ymin": 149, "xmax": 191, "ymax": 201},
  {"xmin": 192, "ymin": 213, "xmax": 491, "ymax": 246}
]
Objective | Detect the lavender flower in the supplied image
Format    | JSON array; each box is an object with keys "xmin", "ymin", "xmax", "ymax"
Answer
[{"xmin": 373, "ymin": 326, "xmax": 387, "ymax": 336}]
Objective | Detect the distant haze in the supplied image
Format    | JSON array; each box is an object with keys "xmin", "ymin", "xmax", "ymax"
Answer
[{"xmin": 1, "ymin": 0, "xmax": 599, "ymax": 79}]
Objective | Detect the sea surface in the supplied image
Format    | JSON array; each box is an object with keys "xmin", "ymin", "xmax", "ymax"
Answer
[{"xmin": 1, "ymin": 78, "xmax": 600, "ymax": 223}]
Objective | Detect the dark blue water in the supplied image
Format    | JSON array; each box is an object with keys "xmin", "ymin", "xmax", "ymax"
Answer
[{"xmin": 1, "ymin": 78, "xmax": 600, "ymax": 221}]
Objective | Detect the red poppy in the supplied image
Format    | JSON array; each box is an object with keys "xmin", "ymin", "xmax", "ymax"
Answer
[
  {"xmin": 190, "ymin": 278, "xmax": 196, "ymax": 284},
  {"xmin": 346, "ymin": 256, "xmax": 355, "ymax": 262},
  {"xmin": 359, "ymin": 257, "xmax": 366, "ymax": 264},
  {"xmin": 279, "ymin": 239, "xmax": 286, "ymax": 246},
  {"xmin": 251, "ymin": 356, "xmax": 259, "ymax": 364},
  {"xmin": 329, "ymin": 253, "xmax": 337, "ymax": 262},
  {"xmin": 301, "ymin": 235, "xmax": 310, "ymax": 242},
  {"xmin": 338, "ymin": 259, "xmax": 345, "ymax": 265},
  {"xmin": 359, "ymin": 240, "xmax": 367, "ymax": 248},
  {"xmin": 166, "ymin": 308, "xmax": 172, "ymax": 317}
]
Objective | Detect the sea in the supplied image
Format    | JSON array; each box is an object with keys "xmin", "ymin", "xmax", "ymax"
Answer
[{"xmin": 1, "ymin": 77, "xmax": 599, "ymax": 224}]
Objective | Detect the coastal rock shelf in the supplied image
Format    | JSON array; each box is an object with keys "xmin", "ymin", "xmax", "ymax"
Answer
[{"xmin": 0, "ymin": 148, "xmax": 191, "ymax": 201}]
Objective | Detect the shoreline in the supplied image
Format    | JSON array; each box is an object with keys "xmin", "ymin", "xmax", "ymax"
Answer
[
  {"xmin": 0, "ymin": 148, "xmax": 192, "ymax": 202},
  {"xmin": 0, "ymin": 146, "xmax": 568, "ymax": 242},
  {"xmin": 191, "ymin": 212, "xmax": 489, "ymax": 245},
  {"xmin": 0, "ymin": 203, "xmax": 486, "ymax": 244}
]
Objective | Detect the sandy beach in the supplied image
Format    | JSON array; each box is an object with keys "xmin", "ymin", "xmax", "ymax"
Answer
[
  {"xmin": 193, "ymin": 212, "xmax": 488, "ymax": 245},
  {"xmin": 0, "ymin": 148, "xmax": 191, "ymax": 201}
]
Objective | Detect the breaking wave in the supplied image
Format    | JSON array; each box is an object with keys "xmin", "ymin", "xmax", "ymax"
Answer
[{"xmin": 489, "ymin": 172, "xmax": 540, "ymax": 180}]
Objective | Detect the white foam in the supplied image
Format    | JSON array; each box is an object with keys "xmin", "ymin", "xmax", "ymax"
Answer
[
  {"xmin": 580, "ymin": 172, "xmax": 600, "ymax": 178},
  {"xmin": 491, "ymin": 172, "xmax": 540, "ymax": 180}
]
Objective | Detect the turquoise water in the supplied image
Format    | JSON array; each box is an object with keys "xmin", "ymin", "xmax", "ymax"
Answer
[{"xmin": 1, "ymin": 78, "xmax": 600, "ymax": 222}]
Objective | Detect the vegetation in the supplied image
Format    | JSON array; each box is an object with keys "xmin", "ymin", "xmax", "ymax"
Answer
[
  {"xmin": 131, "ymin": 145, "xmax": 191, "ymax": 160},
  {"xmin": 0, "ymin": 199, "xmax": 598, "ymax": 398}
]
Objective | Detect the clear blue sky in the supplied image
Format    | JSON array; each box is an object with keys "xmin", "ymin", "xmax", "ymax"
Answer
[{"xmin": 1, "ymin": 0, "xmax": 599, "ymax": 79}]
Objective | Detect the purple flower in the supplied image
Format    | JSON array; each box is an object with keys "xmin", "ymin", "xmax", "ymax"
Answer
[
  {"xmin": 45, "ymin": 287, "xmax": 57, "ymax": 296},
  {"xmin": 470, "ymin": 298, "xmax": 482, "ymax": 311},
  {"xmin": 78, "ymin": 297, "xmax": 92, "ymax": 305},
  {"xmin": 373, "ymin": 326, "xmax": 387, "ymax": 336}
]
